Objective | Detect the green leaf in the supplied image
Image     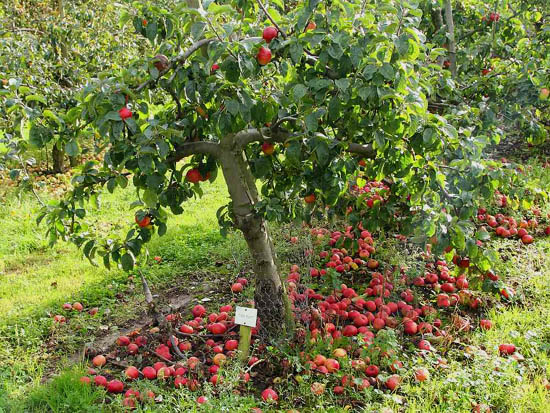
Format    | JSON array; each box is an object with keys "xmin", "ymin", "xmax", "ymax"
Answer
[
  {"xmin": 293, "ymin": 84, "xmax": 308, "ymax": 100},
  {"xmin": 146, "ymin": 21, "xmax": 158, "ymax": 43},
  {"xmin": 379, "ymin": 63, "xmax": 395, "ymax": 80},
  {"xmin": 43, "ymin": 110, "xmax": 64, "ymax": 126},
  {"xmin": 290, "ymin": 42, "xmax": 304, "ymax": 64},
  {"xmin": 226, "ymin": 99, "xmax": 240, "ymax": 116},
  {"xmin": 143, "ymin": 189, "xmax": 158, "ymax": 208},
  {"xmin": 25, "ymin": 94, "xmax": 47, "ymax": 105},
  {"xmin": 335, "ymin": 78, "xmax": 350, "ymax": 92},
  {"xmin": 121, "ymin": 253, "xmax": 135, "ymax": 271},
  {"xmin": 222, "ymin": 59, "xmax": 240, "ymax": 83},
  {"xmin": 65, "ymin": 140, "xmax": 79, "ymax": 157},
  {"xmin": 29, "ymin": 124, "xmax": 53, "ymax": 148},
  {"xmin": 315, "ymin": 140, "xmax": 330, "ymax": 166},
  {"xmin": 105, "ymin": 111, "xmax": 122, "ymax": 121}
]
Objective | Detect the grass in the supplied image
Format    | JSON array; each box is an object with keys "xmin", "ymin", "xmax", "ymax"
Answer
[
  {"xmin": 2, "ymin": 164, "xmax": 550, "ymax": 412},
  {"xmin": 0, "ymin": 178, "xmax": 240, "ymax": 411}
]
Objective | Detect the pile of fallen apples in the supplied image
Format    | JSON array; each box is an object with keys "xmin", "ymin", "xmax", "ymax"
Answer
[
  {"xmin": 73, "ymin": 178, "xmax": 548, "ymax": 409},
  {"xmin": 76, "ymin": 209, "xmax": 528, "ymax": 410}
]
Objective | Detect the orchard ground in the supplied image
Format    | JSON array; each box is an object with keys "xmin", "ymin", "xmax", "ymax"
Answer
[{"xmin": 1, "ymin": 149, "xmax": 550, "ymax": 412}]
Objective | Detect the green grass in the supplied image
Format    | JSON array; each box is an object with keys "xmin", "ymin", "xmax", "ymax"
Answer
[{"xmin": 0, "ymin": 179, "xmax": 240, "ymax": 411}]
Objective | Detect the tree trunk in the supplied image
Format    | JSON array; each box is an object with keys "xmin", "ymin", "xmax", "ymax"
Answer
[
  {"xmin": 443, "ymin": 0, "xmax": 457, "ymax": 77},
  {"xmin": 219, "ymin": 150, "xmax": 292, "ymax": 340},
  {"xmin": 430, "ymin": 7, "xmax": 446, "ymax": 66},
  {"xmin": 52, "ymin": 143, "xmax": 64, "ymax": 173}
]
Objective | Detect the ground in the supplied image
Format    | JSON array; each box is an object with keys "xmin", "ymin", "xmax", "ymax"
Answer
[{"xmin": 1, "ymin": 153, "xmax": 550, "ymax": 412}]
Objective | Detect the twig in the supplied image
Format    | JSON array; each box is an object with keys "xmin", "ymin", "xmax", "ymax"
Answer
[
  {"xmin": 153, "ymin": 351, "xmax": 174, "ymax": 364},
  {"xmin": 270, "ymin": 116, "xmax": 298, "ymax": 130},
  {"xmin": 244, "ymin": 358, "xmax": 264, "ymax": 372},
  {"xmin": 19, "ymin": 157, "xmax": 46, "ymax": 207},
  {"xmin": 204, "ymin": 15, "xmax": 239, "ymax": 61},
  {"xmin": 256, "ymin": 0, "xmax": 287, "ymax": 38},
  {"xmin": 137, "ymin": 38, "xmax": 215, "ymax": 92},
  {"xmin": 170, "ymin": 334, "xmax": 187, "ymax": 360}
]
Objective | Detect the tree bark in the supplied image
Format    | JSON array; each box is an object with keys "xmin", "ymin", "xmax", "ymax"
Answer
[
  {"xmin": 430, "ymin": 7, "xmax": 446, "ymax": 66},
  {"xmin": 218, "ymin": 149, "xmax": 292, "ymax": 340},
  {"xmin": 443, "ymin": 0, "xmax": 457, "ymax": 77},
  {"xmin": 52, "ymin": 143, "xmax": 64, "ymax": 173}
]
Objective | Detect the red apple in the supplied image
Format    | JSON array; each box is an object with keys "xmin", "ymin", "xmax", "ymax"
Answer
[
  {"xmin": 92, "ymin": 355, "xmax": 106, "ymax": 367},
  {"xmin": 106, "ymin": 380, "xmax": 124, "ymax": 394},
  {"xmin": 143, "ymin": 366, "xmax": 157, "ymax": 379},
  {"xmin": 116, "ymin": 336, "xmax": 131, "ymax": 347},
  {"xmin": 119, "ymin": 107, "xmax": 132, "ymax": 120},
  {"xmin": 262, "ymin": 27, "xmax": 278, "ymax": 43},
  {"xmin": 262, "ymin": 388, "xmax": 278, "ymax": 402},
  {"xmin": 125, "ymin": 366, "xmax": 139, "ymax": 380},
  {"xmin": 385, "ymin": 375, "xmax": 401, "ymax": 391},
  {"xmin": 186, "ymin": 168, "xmax": 202, "ymax": 184},
  {"xmin": 231, "ymin": 282, "xmax": 244, "ymax": 293},
  {"xmin": 498, "ymin": 343, "xmax": 516, "ymax": 355},
  {"xmin": 135, "ymin": 214, "xmax": 151, "ymax": 228},
  {"xmin": 365, "ymin": 365, "xmax": 379, "ymax": 377},
  {"xmin": 261, "ymin": 142, "xmax": 275, "ymax": 155},
  {"xmin": 153, "ymin": 54, "xmax": 169, "ymax": 72},
  {"xmin": 415, "ymin": 367, "xmax": 429, "ymax": 382},
  {"xmin": 94, "ymin": 375, "xmax": 107, "ymax": 387},
  {"xmin": 257, "ymin": 47, "xmax": 272, "ymax": 66},
  {"xmin": 480, "ymin": 319, "xmax": 492, "ymax": 330}
]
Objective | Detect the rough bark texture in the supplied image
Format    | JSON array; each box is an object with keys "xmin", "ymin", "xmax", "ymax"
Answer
[
  {"xmin": 219, "ymin": 150, "xmax": 290, "ymax": 340},
  {"xmin": 444, "ymin": 0, "xmax": 457, "ymax": 77},
  {"xmin": 430, "ymin": 7, "xmax": 446, "ymax": 66},
  {"xmin": 52, "ymin": 144, "xmax": 64, "ymax": 173}
]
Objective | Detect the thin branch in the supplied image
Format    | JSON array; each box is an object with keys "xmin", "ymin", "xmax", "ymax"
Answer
[
  {"xmin": 256, "ymin": 0, "xmax": 287, "ymax": 38},
  {"xmin": 271, "ymin": 116, "xmax": 298, "ymax": 129},
  {"xmin": 204, "ymin": 16, "xmax": 239, "ymax": 61},
  {"xmin": 170, "ymin": 335, "xmax": 187, "ymax": 360},
  {"xmin": 137, "ymin": 38, "xmax": 215, "ymax": 92},
  {"xmin": 19, "ymin": 157, "xmax": 45, "ymax": 207}
]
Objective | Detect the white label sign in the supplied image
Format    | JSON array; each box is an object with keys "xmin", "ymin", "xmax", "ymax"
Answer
[{"xmin": 235, "ymin": 306, "xmax": 258, "ymax": 327}]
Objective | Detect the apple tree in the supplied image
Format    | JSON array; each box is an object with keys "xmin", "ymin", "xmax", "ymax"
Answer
[{"xmin": 39, "ymin": 0, "xmax": 507, "ymax": 339}]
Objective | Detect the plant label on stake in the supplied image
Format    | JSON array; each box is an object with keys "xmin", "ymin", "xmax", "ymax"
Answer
[{"xmin": 235, "ymin": 306, "xmax": 257, "ymax": 362}]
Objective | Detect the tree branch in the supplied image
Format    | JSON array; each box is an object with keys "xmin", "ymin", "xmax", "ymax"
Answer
[
  {"xmin": 136, "ymin": 38, "xmax": 215, "ymax": 92},
  {"xmin": 168, "ymin": 141, "xmax": 221, "ymax": 163},
  {"xmin": 443, "ymin": 0, "xmax": 457, "ymax": 77},
  {"xmin": 231, "ymin": 128, "xmax": 375, "ymax": 158},
  {"xmin": 256, "ymin": 0, "xmax": 287, "ymax": 38}
]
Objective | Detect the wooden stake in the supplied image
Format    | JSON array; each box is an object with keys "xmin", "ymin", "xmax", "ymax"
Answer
[{"xmin": 238, "ymin": 325, "xmax": 252, "ymax": 362}]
